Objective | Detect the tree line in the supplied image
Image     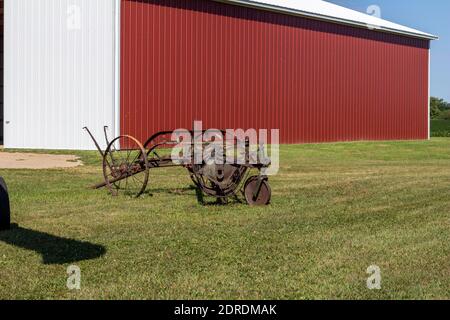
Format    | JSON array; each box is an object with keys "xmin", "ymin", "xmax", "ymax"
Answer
[{"xmin": 430, "ymin": 97, "xmax": 450, "ymax": 120}]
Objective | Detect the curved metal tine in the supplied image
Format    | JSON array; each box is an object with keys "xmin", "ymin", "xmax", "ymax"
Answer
[
  {"xmin": 145, "ymin": 132, "xmax": 167, "ymax": 156},
  {"xmin": 148, "ymin": 141, "xmax": 172, "ymax": 160},
  {"xmin": 147, "ymin": 134, "xmax": 178, "ymax": 159},
  {"xmin": 152, "ymin": 150, "xmax": 161, "ymax": 160},
  {"xmin": 83, "ymin": 126, "xmax": 104, "ymax": 157},
  {"xmin": 103, "ymin": 126, "xmax": 110, "ymax": 146}
]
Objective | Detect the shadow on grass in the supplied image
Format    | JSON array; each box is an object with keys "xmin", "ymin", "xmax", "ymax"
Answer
[
  {"xmin": 115, "ymin": 184, "xmax": 244, "ymax": 206},
  {"xmin": 0, "ymin": 224, "xmax": 106, "ymax": 265},
  {"xmin": 194, "ymin": 185, "xmax": 243, "ymax": 206},
  {"xmin": 144, "ymin": 185, "xmax": 196, "ymax": 195}
]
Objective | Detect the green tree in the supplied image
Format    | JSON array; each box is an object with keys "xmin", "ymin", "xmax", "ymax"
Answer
[{"xmin": 430, "ymin": 97, "xmax": 450, "ymax": 120}]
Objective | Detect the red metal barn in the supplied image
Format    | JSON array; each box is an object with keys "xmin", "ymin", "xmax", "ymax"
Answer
[{"xmin": 120, "ymin": 0, "xmax": 436, "ymax": 144}]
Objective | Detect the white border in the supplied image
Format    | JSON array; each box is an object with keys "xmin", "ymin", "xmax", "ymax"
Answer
[
  {"xmin": 428, "ymin": 48, "xmax": 431, "ymax": 140},
  {"xmin": 114, "ymin": 0, "xmax": 121, "ymax": 139},
  {"xmin": 2, "ymin": 0, "xmax": 7, "ymax": 147}
]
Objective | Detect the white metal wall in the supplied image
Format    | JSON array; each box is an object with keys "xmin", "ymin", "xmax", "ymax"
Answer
[{"xmin": 4, "ymin": 0, "xmax": 116, "ymax": 150}]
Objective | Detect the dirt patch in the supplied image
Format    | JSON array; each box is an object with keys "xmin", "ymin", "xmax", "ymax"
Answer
[{"xmin": 0, "ymin": 152, "xmax": 82, "ymax": 169}]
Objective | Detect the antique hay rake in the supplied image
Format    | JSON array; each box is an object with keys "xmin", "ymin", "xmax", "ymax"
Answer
[{"xmin": 84, "ymin": 127, "xmax": 272, "ymax": 206}]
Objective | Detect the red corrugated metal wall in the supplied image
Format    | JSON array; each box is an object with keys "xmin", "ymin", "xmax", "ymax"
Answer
[{"xmin": 120, "ymin": 0, "xmax": 430, "ymax": 144}]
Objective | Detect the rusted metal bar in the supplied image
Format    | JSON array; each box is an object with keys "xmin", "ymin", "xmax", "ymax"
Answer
[
  {"xmin": 83, "ymin": 127, "xmax": 105, "ymax": 158},
  {"xmin": 103, "ymin": 126, "xmax": 110, "ymax": 147}
]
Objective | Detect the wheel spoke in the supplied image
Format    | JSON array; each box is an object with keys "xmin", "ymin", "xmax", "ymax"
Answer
[{"xmin": 103, "ymin": 135, "xmax": 149, "ymax": 197}]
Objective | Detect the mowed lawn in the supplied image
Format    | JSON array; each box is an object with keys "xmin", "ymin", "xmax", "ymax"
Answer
[{"xmin": 1, "ymin": 139, "xmax": 450, "ymax": 299}]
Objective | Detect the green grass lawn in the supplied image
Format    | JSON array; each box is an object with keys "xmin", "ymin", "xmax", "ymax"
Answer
[
  {"xmin": 1, "ymin": 139, "xmax": 450, "ymax": 299},
  {"xmin": 431, "ymin": 119, "xmax": 450, "ymax": 137}
]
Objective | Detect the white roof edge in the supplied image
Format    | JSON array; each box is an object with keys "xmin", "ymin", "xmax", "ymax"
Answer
[{"xmin": 215, "ymin": 0, "xmax": 438, "ymax": 41}]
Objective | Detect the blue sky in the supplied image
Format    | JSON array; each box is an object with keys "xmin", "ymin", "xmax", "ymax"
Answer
[{"xmin": 328, "ymin": 0, "xmax": 450, "ymax": 101}]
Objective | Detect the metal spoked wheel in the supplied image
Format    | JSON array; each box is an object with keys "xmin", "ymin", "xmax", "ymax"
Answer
[
  {"xmin": 244, "ymin": 176, "xmax": 271, "ymax": 206},
  {"xmin": 103, "ymin": 135, "xmax": 150, "ymax": 197}
]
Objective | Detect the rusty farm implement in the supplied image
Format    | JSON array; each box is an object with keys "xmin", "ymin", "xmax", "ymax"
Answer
[{"xmin": 84, "ymin": 127, "xmax": 272, "ymax": 205}]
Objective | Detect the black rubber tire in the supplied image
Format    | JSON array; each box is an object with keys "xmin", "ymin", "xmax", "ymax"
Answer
[{"xmin": 0, "ymin": 177, "xmax": 11, "ymax": 231}]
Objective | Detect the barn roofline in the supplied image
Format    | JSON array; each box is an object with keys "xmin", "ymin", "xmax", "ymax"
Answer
[{"xmin": 215, "ymin": 0, "xmax": 438, "ymax": 41}]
